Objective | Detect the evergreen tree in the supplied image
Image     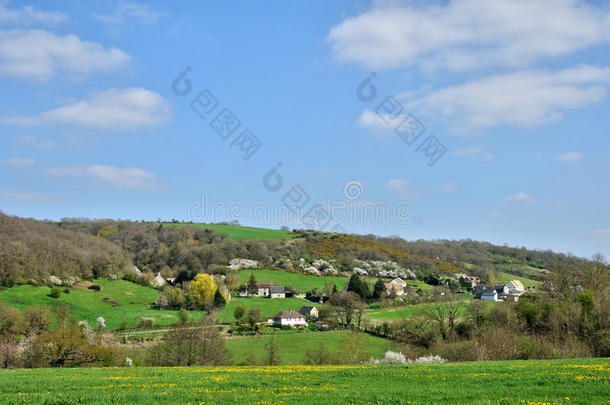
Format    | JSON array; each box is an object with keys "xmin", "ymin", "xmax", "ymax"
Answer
[
  {"xmin": 247, "ymin": 274, "xmax": 258, "ymax": 295},
  {"xmin": 372, "ymin": 279, "xmax": 386, "ymax": 299},
  {"xmin": 213, "ymin": 289, "xmax": 226, "ymax": 308}
]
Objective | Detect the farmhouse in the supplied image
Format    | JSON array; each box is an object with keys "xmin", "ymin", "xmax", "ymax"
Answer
[
  {"xmin": 272, "ymin": 310, "xmax": 308, "ymax": 328},
  {"xmin": 269, "ymin": 285, "xmax": 286, "ymax": 299},
  {"xmin": 385, "ymin": 277, "xmax": 407, "ymax": 296},
  {"xmin": 481, "ymin": 289, "xmax": 499, "ymax": 301},
  {"xmin": 256, "ymin": 283, "xmax": 274, "ymax": 297},
  {"xmin": 299, "ymin": 306, "xmax": 319, "ymax": 320},
  {"xmin": 506, "ymin": 280, "xmax": 525, "ymax": 295}
]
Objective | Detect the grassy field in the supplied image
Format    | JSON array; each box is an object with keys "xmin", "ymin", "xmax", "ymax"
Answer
[
  {"xmin": 237, "ymin": 269, "xmax": 349, "ymax": 293},
  {"xmin": 0, "ymin": 358, "xmax": 607, "ymax": 404},
  {"xmin": 496, "ymin": 271, "xmax": 542, "ymax": 288},
  {"xmin": 365, "ymin": 301, "xmax": 472, "ymax": 321},
  {"xmin": 0, "ymin": 280, "xmax": 204, "ymax": 330},
  {"xmin": 163, "ymin": 222, "xmax": 298, "ymax": 241},
  {"xmin": 227, "ymin": 330, "xmax": 396, "ymax": 365},
  {"xmin": 237, "ymin": 269, "xmax": 432, "ymax": 293},
  {"xmin": 215, "ymin": 297, "xmax": 318, "ymax": 323}
]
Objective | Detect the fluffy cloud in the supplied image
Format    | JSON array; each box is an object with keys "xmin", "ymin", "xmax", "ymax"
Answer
[
  {"xmin": 3, "ymin": 157, "xmax": 35, "ymax": 168},
  {"xmin": 328, "ymin": 0, "xmax": 610, "ymax": 71},
  {"xmin": 507, "ymin": 192, "xmax": 536, "ymax": 204},
  {"xmin": 555, "ymin": 151, "xmax": 583, "ymax": 162},
  {"xmin": 5, "ymin": 88, "xmax": 170, "ymax": 130},
  {"xmin": 45, "ymin": 164, "xmax": 166, "ymax": 190},
  {"xmin": 0, "ymin": 1, "xmax": 67, "ymax": 26},
  {"xmin": 0, "ymin": 29, "xmax": 130, "ymax": 79},
  {"xmin": 94, "ymin": 2, "xmax": 165, "ymax": 26},
  {"xmin": 406, "ymin": 65, "xmax": 610, "ymax": 131}
]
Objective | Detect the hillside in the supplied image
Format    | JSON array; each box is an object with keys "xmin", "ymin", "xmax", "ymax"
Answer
[
  {"xmin": 0, "ymin": 213, "xmax": 129, "ymax": 286},
  {"xmin": 0, "ymin": 214, "xmax": 597, "ymax": 289}
]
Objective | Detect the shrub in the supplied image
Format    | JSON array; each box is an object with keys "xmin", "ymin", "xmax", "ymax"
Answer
[
  {"xmin": 410, "ymin": 355, "xmax": 446, "ymax": 364},
  {"xmin": 48, "ymin": 286, "xmax": 61, "ymax": 299},
  {"xmin": 380, "ymin": 351, "xmax": 407, "ymax": 364},
  {"xmin": 433, "ymin": 341, "xmax": 482, "ymax": 362},
  {"xmin": 138, "ymin": 317, "xmax": 155, "ymax": 329}
]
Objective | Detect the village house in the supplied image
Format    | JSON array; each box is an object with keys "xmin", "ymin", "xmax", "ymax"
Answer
[
  {"xmin": 299, "ymin": 306, "xmax": 319, "ymax": 320},
  {"xmin": 272, "ymin": 310, "xmax": 308, "ymax": 328},
  {"xmin": 256, "ymin": 283, "xmax": 274, "ymax": 297},
  {"xmin": 384, "ymin": 277, "xmax": 407, "ymax": 296},
  {"xmin": 269, "ymin": 285, "xmax": 286, "ymax": 299},
  {"xmin": 506, "ymin": 280, "xmax": 525, "ymax": 295},
  {"xmin": 481, "ymin": 289, "xmax": 499, "ymax": 301}
]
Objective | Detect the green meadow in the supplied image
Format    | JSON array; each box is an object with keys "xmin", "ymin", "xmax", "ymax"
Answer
[
  {"xmin": 237, "ymin": 269, "xmax": 349, "ymax": 293},
  {"xmin": 163, "ymin": 222, "xmax": 298, "ymax": 241},
  {"xmin": 227, "ymin": 330, "xmax": 396, "ymax": 364},
  {"xmin": 0, "ymin": 280, "xmax": 204, "ymax": 330},
  {"xmin": 0, "ymin": 358, "xmax": 606, "ymax": 404}
]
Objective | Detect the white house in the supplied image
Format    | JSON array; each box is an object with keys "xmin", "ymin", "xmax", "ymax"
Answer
[
  {"xmin": 385, "ymin": 277, "xmax": 408, "ymax": 296},
  {"xmin": 272, "ymin": 310, "xmax": 307, "ymax": 328},
  {"xmin": 255, "ymin": 283, "xmax": 274, "ymax": 297},
  {"xmin": 269, "ymin": 286, "xmax": 286, "ymax": 299}
]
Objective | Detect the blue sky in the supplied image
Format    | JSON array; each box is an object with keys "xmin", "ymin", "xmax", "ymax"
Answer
[{"xmin": 0, "ymin": 0, "xmax": 609, "ymax": 259}]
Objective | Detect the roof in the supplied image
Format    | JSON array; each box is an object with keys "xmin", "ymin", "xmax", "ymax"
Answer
[
  {"xmin": 299, "ymin": 306, "xmax": 316, "ymax": 314},
  {"xmin": 257, "ymin": 283, "xmax": 274, "ymax": 288},
  {"xmin": 481, "ymin": 289, "xmax": 497, "ymax": 296},
  {"xmin": 507, "ymin": 280, "xmax": 525, "ymax": 290},
  {"xmin": 274, "ymin": 310, "xmax": 305, "ymax": 319},
  {"xmin": 392, "ymin": 278, "xmax": 407, "ymax": 287},
  {"xmin": 269, "ymin": 286, "xmax": 285, "ymax": 293}
]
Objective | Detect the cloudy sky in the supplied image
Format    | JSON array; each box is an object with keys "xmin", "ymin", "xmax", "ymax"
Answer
[{"xmin": 1, "ymin": 0, "xmax": 609, "ymax": 258}]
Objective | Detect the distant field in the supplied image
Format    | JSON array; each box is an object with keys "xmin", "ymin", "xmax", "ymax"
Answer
[
  {"xmin": 215, "ymin": 297, "xmax": 318, "ymax": 323},
  {"xmin": 237, "ymin": 269, "xmax": 349, "ymax": 293},
  {"xmin": 163, "ymin": 222, "xmax": 298, "ymax": 241},
  {"xmin": 496, "ymin": 271, "xmax": 542, "ymax": 288},
  {"xmin": 227, "ymin": 330, "xmax": 396, "ymax": 365},
  {"xmin": 0, "ymin": 280, "xmax": 204, "ymax": 330},
  {"xmin": 365, "ymin": 300, "xmax": 472, "ymax": 321},
  {"xmin": 0, "ymin": 358, "xmax": 607, "ymax": 404}
]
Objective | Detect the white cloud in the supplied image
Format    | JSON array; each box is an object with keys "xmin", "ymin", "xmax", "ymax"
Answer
[
  {"xmin": 450, "ymin": 146, "xmax": 493, "ymax": 161},
  {"xmin": 555, "ymin": 151, "xmax": 583, "ymax": 162},
  {"xmin": 357, "ymin": 109, "xmax": 395, "ymax": 131},
  {"xmin": 94, "ymin": 2, "xmax": 165, "ymax": 26},
  {"xmin": 3, "ymin": 157, "xmax": 34, "ymax": 168},
  {"xmin": 0, "ymin": 189, "xmax": 46, "ymax": 200},
  {"xmin": 5, "ymin": 88, "xmax": 170, "ymax": 131},
  {"xmin": 488, "ymin": 210, "xmax": 506, "ymax": 218},
  {"xmin": 0, "ymin": 1, "xmax": 67, "ymax": 26},
  {"xmin": 386, "ymin": 178, "xmax": 416, "ymax": 199},
  {"xmin": 406, "ymin": 65, "xmax": 610, "ymax": 131},
  {"xmin": 507, "ymin": 192, "xmax": 536, "ymax": 204},
  {"xmin": 0, "ymin": 29, "xmax": 130, "ymax": 79},
  {"xmin": 17, "ymin": 135, "xmax": 55, "ymax": 150},
  {"xmin": 328, "ymin": 0, "xmax": 610, "ymax": 71},
  {"xmin": 45, "ymin": 164, "xmax": 166, "ymax": 190}
]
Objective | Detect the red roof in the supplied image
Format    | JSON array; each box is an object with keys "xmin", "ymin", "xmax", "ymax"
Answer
[{"xmin": 257, "ymin": 283, "xmax": 274, "ymax": 288}]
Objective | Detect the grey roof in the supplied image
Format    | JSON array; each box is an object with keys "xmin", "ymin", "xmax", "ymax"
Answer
[
  {"xmin": 274, "ymin": 310, "xmax": 304, "ymax": 319},
  {"xmin": 299, "ymin": 306, "xmax": 315, "ymax": 315},
  {"xmin": 269, "ymin": 286, "xmax": 285, "ymax": 294}
]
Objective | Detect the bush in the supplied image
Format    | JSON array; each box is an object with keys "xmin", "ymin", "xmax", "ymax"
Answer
[
  {"xmin": 379, "ymin": 351, "xmax": 407, "ymax": 364},
  {"xmin": 433, "ymin": 341, "xmax": 482, "ymax": 362},
  {"xmin": 48, "ymin": 286, "xmax": 61, "ymax": 299},
  {"xmin": 410, "ymin": 355, "xmax": 446, "ymax": 364},
  {"xmin": 137, "ymin": 317, "xmax": 155, "ymax": 329}
]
